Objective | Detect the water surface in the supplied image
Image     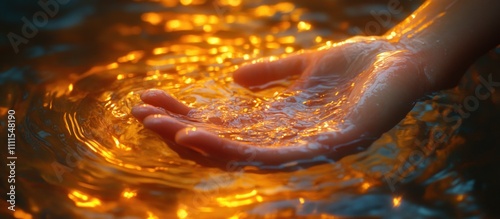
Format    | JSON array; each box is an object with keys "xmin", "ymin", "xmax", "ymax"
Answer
[{"xmin": 1, "ymin": 0, "xmax": 500, "ymax": 218}]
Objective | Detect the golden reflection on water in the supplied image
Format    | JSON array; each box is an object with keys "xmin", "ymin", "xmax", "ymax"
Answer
[
  {"xmin": 392, "ymin": 196, "xmax": 402, "ymax": 208},
  {"xmin": 5, "ymin": 0, "xmax": 489, "ymax": 218},
  {"xmin": 122, "ymin": 189, "xmax": 138, "ymax": 199},
  {"xmin": 147, "ymin": 211, "xmax": 160, "ymax": 219},
  {"xmin": 13, "ymin": 210, "xmax": 33, "ymax": 219},
  {"xmin": 216, "ymin": 189, "xmax": 260, "ymax": 207},
  {"xmin": 44, "ymin": 9, "xmax": 456, "ymax": 211},
  {"xmin": 177, "ymin": 206, "xmax": 189, "ymax": 219},
  {"xmin": 68, "ymin": 191, "xmax": 102, "ymax": 208}
]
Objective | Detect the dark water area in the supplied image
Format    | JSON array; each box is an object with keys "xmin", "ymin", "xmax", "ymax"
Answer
[{"xmin": 1, "ymin": 0, "xmax": 500, "ymax": 218}]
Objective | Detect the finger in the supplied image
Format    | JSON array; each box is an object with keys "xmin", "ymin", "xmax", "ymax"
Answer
[
  {"xmin": 140, "ymin": 89, "xmax": 192, "ymax": 115},
  {"xmin": 233, "ymin": 53, "xmax": 311, "ymax": 88},
  {"xmin": 175, "ymin": 128, "xmax": 334, "ymax": 164},
  {"xmin": 289, "ymin": 49, "xmax": 353, "ymax": 90},
  {"xmin": 143, "ymin": 114, "xmax": 189, "ymax": 141},
  {"xmin": 131, "ymin": 104, "xmax": 166, "ymax": 122}
]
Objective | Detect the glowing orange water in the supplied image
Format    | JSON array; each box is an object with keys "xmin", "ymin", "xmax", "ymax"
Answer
[{"xmin": 3, "ymin": 0, "xmax": 498, "ymax": 218}]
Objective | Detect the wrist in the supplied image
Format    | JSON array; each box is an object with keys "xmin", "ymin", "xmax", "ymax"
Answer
[
  {"xmin": 398, "ymin": 33, "xmax": 462, "ymax": 92},
  {"xmin": 386, "ymin": 0, "xmax": 500, "ymax": 92}
]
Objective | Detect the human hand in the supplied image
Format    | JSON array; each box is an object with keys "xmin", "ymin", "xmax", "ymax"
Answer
[{"xmin": 132, "ymin": 36, "xmax": 431, "ymax": 165}]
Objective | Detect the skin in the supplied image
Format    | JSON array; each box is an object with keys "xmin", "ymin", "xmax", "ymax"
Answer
[{"xmin": 132, "ymin": 0, "xmax": 500, "ymax": 165}]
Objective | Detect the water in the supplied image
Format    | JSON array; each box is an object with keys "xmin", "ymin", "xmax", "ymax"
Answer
[{"xmin": 1, "ymin": 0, "xmax": 500, "ymax": 218}]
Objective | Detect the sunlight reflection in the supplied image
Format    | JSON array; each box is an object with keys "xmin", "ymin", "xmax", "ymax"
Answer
[
  {"xmin": 297, "ymin": 21, "xmax": 312, "ymax": 31},
  {"xmin": 147, "ymin": 211, "xmax": 159, "ymax": 219},
  {"xmin": 142, "ymin": 12, "xmax": 162, "ymax": 25},
  {"xmin": 392, "ymin": 196, "xmax": 402, "ymax": 208},
  {"xmin": 216, "ymin": 190, "xmax": 262, "ymax": 207},
  {"xmin": 122, "ymin": 190, "xmax": 137, "ymax": 199},
  {"xmin": 68, "ymin": 191, "xmax": 102, "ymax": 208},
  {"xmin": 9, "ymin": 0, "xmax": 468, "ymax": 217},
  {"xmin": 177, "ymin": 205, "xmax": 189, "ymax": 219},
  {"xmin": 13, "ymin": 209, "xmax": 33, "ymax": 219}
]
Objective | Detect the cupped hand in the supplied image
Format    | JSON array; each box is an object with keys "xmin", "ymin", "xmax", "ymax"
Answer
[{"xmin": 132, "ymin": 36, "xmax": 431, "ymax": 165}]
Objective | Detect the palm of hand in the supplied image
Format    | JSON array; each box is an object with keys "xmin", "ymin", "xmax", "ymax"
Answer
[{"xmin": 132, "ymin": 36, "xmax": 429, "ymax": 165}]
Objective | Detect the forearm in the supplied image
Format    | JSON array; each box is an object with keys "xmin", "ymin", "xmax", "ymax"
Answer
[{"xmin": 387, "ymin": 0, "xmax": 500, "ymax": 90}]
